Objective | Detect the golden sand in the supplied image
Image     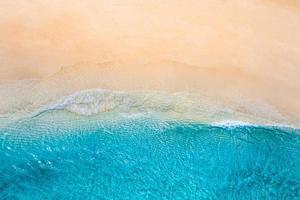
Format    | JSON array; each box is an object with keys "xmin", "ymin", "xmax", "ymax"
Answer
[{"xmin": 0, "ymin": 1, "xmax": 299, "ymax": 126}]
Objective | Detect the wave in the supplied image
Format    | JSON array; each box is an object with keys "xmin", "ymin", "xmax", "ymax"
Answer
[
  {"xmin": 21, "ymin": 88, "xmax": 296, "ymax": 129},
  {"xmin": 210, "ymin": 120, "xmax": 300, "ymax": 131},
  {"xmin": 33, "ymin": 89, "xmax": 200, "ymax": 117}
]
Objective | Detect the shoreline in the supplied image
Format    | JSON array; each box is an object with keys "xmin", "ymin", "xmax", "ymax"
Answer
[
  {"xmin": 1, "ymin": 106, "xmax": 299, "ymax": 132},
  {"xmin": 0, "ymin": 61, "xmax": 300, "ymax": 127}
]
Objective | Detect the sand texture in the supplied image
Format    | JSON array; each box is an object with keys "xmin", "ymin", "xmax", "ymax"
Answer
[{"xmin": 0, "ymin": 0, "xmax": 299, "ymax": 126}]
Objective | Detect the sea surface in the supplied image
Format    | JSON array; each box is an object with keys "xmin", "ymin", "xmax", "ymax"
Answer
[{"xmin": 0, "ymin": 110, "xmax": 299, "ymax": 200}]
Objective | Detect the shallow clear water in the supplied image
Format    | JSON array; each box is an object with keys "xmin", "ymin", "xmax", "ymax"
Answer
[{"xmin": 0, "ymin": 114, "xmax": 300, "ymax": 199}]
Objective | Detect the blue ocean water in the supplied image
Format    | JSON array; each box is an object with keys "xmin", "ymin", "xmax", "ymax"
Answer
[{"xmin": 0, "ymin": 113, "xmax": 300, "ymax": 199}]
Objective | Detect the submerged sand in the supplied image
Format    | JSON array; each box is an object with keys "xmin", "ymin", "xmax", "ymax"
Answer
[{"xmin": 0, "ymin": 0, "xmax": 299, "ymax": 126}]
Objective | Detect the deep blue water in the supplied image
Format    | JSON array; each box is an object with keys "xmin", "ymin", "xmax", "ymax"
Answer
[{"xmin": 0, "ymin": 115, "xmax": 300, "ymax": 199}]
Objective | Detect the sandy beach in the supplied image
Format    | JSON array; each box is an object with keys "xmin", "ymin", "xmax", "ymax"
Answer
[{"xmin": 0, "ymin": 0, "xmax": 300, "ymax": 126}]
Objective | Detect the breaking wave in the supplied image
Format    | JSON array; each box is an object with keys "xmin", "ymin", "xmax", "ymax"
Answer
[
  {"xmin": 22, "ymin": 88, "xmax": 294, "ymax": 128},
  {"xmin": 35, "ymin": 89, "xmax": 198, "ymax": 116}
]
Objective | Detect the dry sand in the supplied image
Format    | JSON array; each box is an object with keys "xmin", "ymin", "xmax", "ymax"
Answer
[{"xmin": 0, "ymin": 0, "xmax": 299, "ymax": 126}]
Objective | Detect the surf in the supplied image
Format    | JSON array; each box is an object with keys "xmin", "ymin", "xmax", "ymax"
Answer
[{"xmin": 0, "ymin": 113, "xmax": 299, "ymax": 199}]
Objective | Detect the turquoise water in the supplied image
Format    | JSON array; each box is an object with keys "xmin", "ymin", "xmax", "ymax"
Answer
[{"xmin": 0, "ymin": 114, "xmax": 300, "ymax": 199}]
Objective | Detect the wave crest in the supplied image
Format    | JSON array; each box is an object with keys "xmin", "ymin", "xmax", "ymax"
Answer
[
  {"xmin": 37, "ymin": 89, "xmax": 197, "ymax": 116},
  {"xmin": 27, "ymin": 88, "xmax": 293, "ymax": 129}
]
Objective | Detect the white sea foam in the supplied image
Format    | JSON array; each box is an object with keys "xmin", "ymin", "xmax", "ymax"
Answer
[
  {"xmin": 37, "ymin": 89, "xmax": 128, "ymax": 115},
  {"xmin": 212, "ymin": 120, "xmax": 255, "ymax": 127},
  {"xmin": 23, "ymin": 88, "xmax": 296, "ymax": 129},
  {"xmin": 33, "ymin": 89, "xmax": 189, "ymax": 117}
]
